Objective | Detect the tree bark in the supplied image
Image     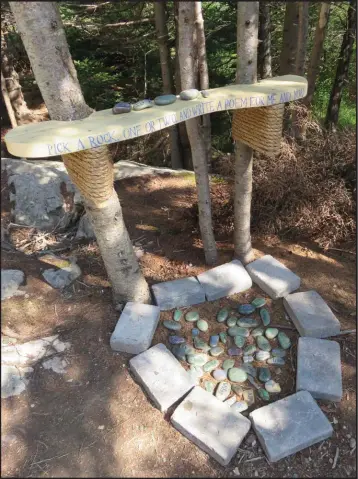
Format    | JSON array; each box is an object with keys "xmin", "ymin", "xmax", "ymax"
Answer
[
  {"xmin": 10, "ymin": 1, "xmax": 151, "ymax": 305},
  {"xmin": 234, "ymin": 2, "xmax": 258, "ymax": 264},
  {"xmin": 154, "ymin": 1, "xmax": 183, "ymax": 169},
  {"xmin": 258, "ymin": 2, "xmax": 272, "ymax": 79},
  {"xmin": 178, "ymin": 2, "xmax": 217, "ymax": 265},
  {"xmin": 325, "ymin": 0, "xmax": 356, "ymax": 131},
  {"xmin": 1, "ymin": 68, "xmax": 18, "ymax": 128},
  {"xmin": 280, "ymin": 2, "xmax": 300, "ymax": 76}
]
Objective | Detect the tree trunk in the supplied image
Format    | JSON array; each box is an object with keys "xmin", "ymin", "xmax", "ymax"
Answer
[
  {"xmin": 154, "ymin": 1, "xmax": 183, "ymax": 169},
  {"xmin": 258, "ymin": 2, "xmax": 272, "ymax": 79},
  {"xmin": 1, "ymin": 68, "xmax": 18, "ymax": 128},
  {"xmin": 280, "ymin": 2, "xmax": 300, "ymax": 75},
  {"xmin": 234, "ymin": 2, "xmax": 259, "ymax": 264},
  {"xmin": 1, "ymin": 29, "xmax": 33, "ymax": 125},
  {"xmin": 10, "ymin": 1, "xmax": 151, "ymax": 305},
  {"xmin": 178, "ymin": 2, "xmax": 217, "ymax": 265},
  {"xmin": 325, "ymin": 0, "xmax": 356, "ymax": 131},
  {"xmin": 195, "ymin": 1, "xmax": 212, "ymax": 171}
]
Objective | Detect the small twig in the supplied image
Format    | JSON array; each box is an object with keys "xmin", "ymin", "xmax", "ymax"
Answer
[
  {"xmin": 31, "ymin": 453, "xmax": 70, "ymax": 465},
  {"xmin": 332, "ymin": 447, "xmax": 339, "ymax": 469},
  {"xmin": 326, "ymin": 247, "xmax": 356, "ymax": 255},
  {"xmin": 270, "ymin": 324, "xmax": 297, "ymax": 331},
  {"xmin": 245, "ymin": 456, "xmax": 265, "ymax": 463},
  {"xmin": 337, "ymin": 329, "xmax": 356, "ymax": 335}
]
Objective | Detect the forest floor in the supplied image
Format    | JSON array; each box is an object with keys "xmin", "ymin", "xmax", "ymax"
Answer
[{"xmin": 1, "ymin": 170, "xmax": 356, "ymax": 478}]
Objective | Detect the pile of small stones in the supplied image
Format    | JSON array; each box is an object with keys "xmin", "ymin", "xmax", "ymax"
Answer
[{"xmin": 163, "ymin": 297, "xmax": 292, "ymax": 413}]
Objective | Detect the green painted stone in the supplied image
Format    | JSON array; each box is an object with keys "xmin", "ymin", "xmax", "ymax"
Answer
[
  {"xmin": 163, "ymin": 320, "xmax": 181, "ymax": 331},
  {"xmin": 236, "ymin": 327, "xmax": 250, "ymax": 337},
  {"xmin": 172, "ymin": 344, "xmax": 186, "ymax": 361},
  {"xmin": 133, "ymin": 99, "xmax": 154, "ymax": 111},
  {"xmin": 238, "ymin": 304, "xmax": 256, "ymax": 315},
  {"xmin": 215, "ymin": 381, "xmax": 231, "ymax": 401},
  {"xmin": 210, "ymin": 346, "xmax": 224, "ymax": 357},
  {"xmin": 223, "ymin": 359, "xmax": 235, "ymax": 371},
  {"xmin": 185, "ymin": 311, "xmax": 199, "ymax": 322},
  {"xmin": 197, "ymin": 319, "xmax": 208, "ymax": 332},
  {"xmin": 203, "ymin": 359, "xmax": 220, "ymax": 372},
  {"xmin": 258, "ymin": 367, "xmax": 271, "ymax": 383},
  {"xmin": 247, "ymin": 375, "xmax": 261, "ymax": 389},
  {"xmin": 187, "ymin": 353, "xmax": 208, "ymax": 366},
  {"xmin": 237, "ymin": 317, "xmax": 259, "ymax": 328},
  {"xmin": 265, "ymin": 328, "xmax": 279, "ymax": 340},
  {"xmin": 267, "ymin": 357, "xmax": 285, "ymax": 366},
  {"xmin": 241, "ymin": 364, "xmax": 257, "ymax": 378},
  {"xmin": 173, "ymin": 310, "xmax": 183, "ymax": 321},
  {"xmin": 228, "ymin": 367, "xmax": 248, "ymax": 383},
  {"xmin": 243, "ymin": 355, "xmax": 254, "ymax": 363},
  {"xmin": 252, "ymin": 327, "xmax": 264, "ymax": 337},
  {"xmin": 228, "ymin": 326, "xmax": 240, "ymax": 337},
  {"xmin": 183, "ymin": 344, "xmax": 195, "ymax": 355},
  {"xmin": 258, "ymin": 388, "xmax": 270, "ymax": 401},
  {"xmin": 260, "ymin": 308, "xmax": 271, "ymax": 326},
  {"xmin": 244, "ymin": 344, "xmax": 257, "ymax": 355},
  {"xmin": 251, "ymin": 297, "xmax": 266, "ymax": 309},
  {"xmin": 193, "ymin": 337, "xmax": 210, "ymax": 352},
  {"xmin": 232, "ymin": 384, "xmax": 244, "ymax": 396},
  {"xmin": 219, "ymin": 332, "xmax": 227, "ymax": 344},
  {"xmin": 265, "ymin": 379, "xmax": 281, "ymax": 393},
  {"xmin": 243, "ymin": 389, "xmax": 255, "ymax": 406},
  {"xmin": 154, "ymin": 94, "xmax": 176, "ymax": 106},
  {"xmin": 227, "ymin": 317, "xmax": 237, "ymax": 327},
  {"xmin": 257, "ymin": 335, "xmax": 272, "ymax": 352},
  {"xmin": 271, "ymin": 348, "xmax": 287, "ymax": 358},
  {"xmin": 234, "ymin": 335, "xmax": 246, "ymax": 348},
  {"xmin": 278, "ymin": 331, "xmax": 291, "ymax": 349},
  {"xmin": 256, "ymin": 350, "xmax": 271, "ymax": 361},
  {"xmin": 204, "ymin": 380, "xmax": 215, "ymax": 394},
  {"xmin": 217, "ymin": 308, "xmax": 229, "ymax": 323}
]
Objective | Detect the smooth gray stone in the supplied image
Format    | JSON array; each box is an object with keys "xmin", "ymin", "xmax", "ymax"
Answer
[
  {"xmin": 213, "ymin": 369, "xmax": 227, "ymax": 381},
  {"xmin": 260, "ymin": 308, "xmax": 271, "ymax": 326},
  {"xmin": 228, "ymin": 347, "xmax": 242, "ymax": 356},
  {"xmin": 215, "ymin": 381, "xmax": 231, "ymax": 401},
  {"xmin": 272, "ymin": 348, "xmax": 287, "ymax": 358},
  {"xmin": 187, "ymin": 353, "xmax": 208, "ymax": 366},
  {"xmin": 252, "ymin": 327, "xmax": 264, "ymax": 337},
  {"xmin": 163, "ymin": 320, "xmax": 181, "ymax": 331},
  {"xmin": 228, "ymin": 326, "xmax": 240, "ymax": 337},
  {"xmin": 42, "ymin": 259, "xmax": 81, "ymax": 289},
  {"xmin": 257, "ymin": 336, "xmax": 272, "ymax": 352},
  {"xmin": 247, "ymin": 375, "xmax": 261, "ymax": 389},
  {"xmin": 193, "ymin": 337, "xmax": 210, "ymax": 352},
  {"xmin": 228, "ymin": 367, "xmax": 247, "ymax": 383},
  {"xmin": 283, "ymin": 290, "xmax": 341, "ymax": 338},
  {"xmin": 243, "ymin": 389, "xmax": 255, "ymax": 406},
  {"xmin": 223, "ymin": 359, "xmax": 235, "ymax": 371},
  {"xmin": 217, "ymin": 308, "xmax": 229, "ymax": 322},
  {"xmin": 237, "ymin": 317, "xmax": 259, "ymax": 328},
  {"xmin": 249, "ymin": 391, "xmax": 333, "ymax": 462},
  {"xmin": 172, "ymin": 344, "xmax": 187, "ymax": 361},
  {"xmin": 180, "ymin": 89, "xmax": 200, "ymax": 100},
  {"xmin": 201, "ymin": 90, "xmax": 210, "ymax": 98},
  {"xmin": 278, "ymin": 331, "xmax": 291, "ymax": 349},
  {"xmin": 296, "ymin": 337, "xmax": 342, "ymax": 402},
  {"xmin": 235, "ymin": 327, "xmax": 250, "ymax": 337},
  {"xmin": 203, "ymin": 359, "xmax": 220, "ymax": 372},
  {"xmin": 151, "ymin": 277, "xmax": 205, "ymax": 311},
  {"xmin": 265, "ymin": 380, "xmax": 281, "ymax": 393},
  {"xmin": 1, "ymin": 270, "xmax": 25, "ymax": 300},
  {"xmin": 154, "ymin": 94, "xmax": 176, "ymax": 105},
  {"xmin": 256, "ymin": 350, "xmax": 271, "ymax": 361},
  {"xmin": 241, "ymin": 364, "xmax": 257, "ymax": 378},
  {"xmin": 238, "ymin": 304, "xmax": 256, "ymax": 315},
  {"xmin": 133, "ymin": 99, "xmax": 154, "ymax": 111},
  {"xmin": 258, "ymin": 367, "xmax": 271, "ymax": 383},
  {"xmin": 267, "ymin": 357, "xmax": 285, "ymax": 366},
  {"xmin": 210, "ymin": 346, "xmax": 224, "ymax": 357},
  {"xmin": 197, "ymin": 319, "xmax": 208, "ymax": 332},
  {"xmin": 265, "ymin": 328, "xmax": 279, "ymax": 340},
  {"xmin": 112, "ymin": 102, "xmax": 131, "ymax": 114},
  {"xmin": 243, "ymin": 355, "xmax": 254, "ymax": 363},
  {"xmin": 185, "ymin": 311, "xmax": 199, "ymax": 322}
]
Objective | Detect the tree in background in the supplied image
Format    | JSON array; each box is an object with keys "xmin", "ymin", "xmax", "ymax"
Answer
[
  {"xmin": 234, "ymin": 1, "xmax": 259, "ymax": 264},
  {"xmin": 258, "ymin": 1, "xmax": 272, "ymax": 79},
  {"xmin": 9, "ymin": 1, "xmax": 151, "ymax": 305},
  {"xmin": 178, "ymin": 1, "xmax": 217, "ymax": 265}
]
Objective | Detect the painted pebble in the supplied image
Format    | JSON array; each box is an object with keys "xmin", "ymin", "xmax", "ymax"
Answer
[
  {"xmin": 172, "ymin": 344, "xmax": 186, "ymax": 361},
  {"xmin": 204, "ymin": 380, "xmax": 215, "ymax": 394},
  {"xmin": 234, "ymin": 335, "xmax": 246, "ymax": 348},
  {"xmin": 187, "ymin": 353, "xmax": 208, "ymax": 366},
  {"xmin": 243, "ymin": 389, "xmax": 255, "ymax": 406},
  {"xmin": 201, "ymin": 90, "xmax": 210, "ymax": 98},
  {"xmin": 224, "ymin": 395, "xmax": 237, "ymax": 407},
  {"xmin": 215, "ymin": 381, "xmax": 231, "ymax": 401},
  {"xmin": 190, "ymin": 365, "xmax": 204, "ymax": 377},
  {"xmin": 258, "ymin": 367, "xmax": 271, "ymax": 383},
  {"xmin": 228, "ymin": 367, "xmax": 247, "ymax": 383},
  {"xmin": 265, "ymin": 379, "xmax": 281, "ymax": 393},
  {"xmin": 112, "ymin": 102, "xmax": 131, "ymax": 114},
  {"xmin": 203, "ymin": 359, "xmax": 220, "ymax": 373},
  {"xmin": 231, "ymin": 401, "xmax": 248, "ymax": 413},
  {"xmin": 244, "ymin": 344, "xmax": 257, "ymax": 355},
  {"xmin": 258, "ymin": 388, "xmax": 270, "ymax": 401},
  {"xmin": 133, "ymin": 99, "xmax": 153, "ymax": 111},
  {"xmin": 251, "ymin": 297, "xmax": 266, "ymax": 309},
  {"xmin": 252, "ymin": 327, "xmax": 264, "ymax": 337},
  {"xmin": 265, "ymin": 328, "xmax": 279, "ymax": 340},
  {"xmin": 185, "ymin": 311, "xmax": 199, "ymax": 322},
  {"xmin": 247, "ymin": 375, "xmax": 261, "ymax": 389},
  {"xmin": 193, "ymin": 337, "xmax": 210, "ymax": 352},
  {"xmin": 256, "ymin": 335, "xmax": 272, "ymax": 352},
  {"xmin": 271, "ymin": 348, "xmax": 286, "ymax": 358},
  {"xmin": 260, "ymin": 308, "xmax": 271, "ymax": 326},
  {"xmin": 163, "ymin": 320, "xmax": 181, "ymax": 331},
  {"xmin": 183, "ymin": 344, "xmax": 195, "ymax": 355},
  {"xmin": 223, "ymin": 359, "xmax": 235, "ymax": 371},
  {"xmin": 209, "ymin": 335, "xmax": 219, "ymax": 347},
  {"xmin": 169, "ymin": 335, "xmax": 185, "ymax": 345},
  {"xmin": 238, "ymin": 304, "xmax": 256, "ymax": 315},
  {"xmin": 217, "ymin": 308, "xmax": 229, "ymax": 323},
  {"xmin": 267, "ymin": 357, "xmax": 285, "ymax": 366},
  {"xmin": 192, "ymin": 328, "xmax": 200, "ymax": 337},
  {"xmin": 154, "ymin": 94, "xmax": 176, "ymax": 105},
  {"xmin": 228, "ymin": 326, "xmax": 240, "ymax": 337},
  {"xmin": 241, "ymin": 364, "xmax": 257, "ymax": 378},
  {"xmin": 210, "ymin": 346, "xmax": 224, "ymax": 357},
  {"xmin": 213, "ymin": 368, "xmax": 227, "ymax": 381},
  {"xmin": 256, "ymin": 350, "xmax": 271, "ymax": 361},
  {"xmin": 278, "ymin": 331, "xmax": 291, "ymax": 349},
  {"xmin": 197, "ymin": 319, "xmax": 208, "ymax": 332},
  {"xmin": 180, "ymin": 89, "xmax": 200, "ymax": 100},
  {"xmin": 237, "ymin": 317, "xmax": 259, "ymax": 328},
  {"xmin": 236, "ymin": 327, "xmax": 250, "ymax": 337},
  {"xmin": 227, "ymin": 317, "xmax": 237, "ymax": 328},
  {"xmin": 228, "ymin": 347, "xmax": 242, "ymax": 356},
  {"xmin": 232, "ymin": 384, "xmax": 244, "ymax": 396},
  {"xmin": 173, "ymin": 310, "xmax": 183, "ymax": 321},
  {"xmin": 219, "ymin": 332, "xmax": 227, "ymax": 344},
  {"xmin": 243, "ymin": 355, "xmax": 254, "ymax": 363}
]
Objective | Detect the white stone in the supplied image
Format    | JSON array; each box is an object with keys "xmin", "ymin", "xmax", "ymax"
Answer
[
  {"xmin": 246, "ymin": 255, "xmax": 300, "ymax": 299},
  {"xmin": 1, "ymin": 270, "xmax": 25, "ymax": 300},
  {"xmin": 151, "ymin": 277, "xmax": 205, "ymax": 311},
  {"xmin": 296, "ymin": 337, "xmax": 342, "ymax": 402},
  {"xmin": 129, "ymin": 343, "xmax": 195, "ymax": 412},
  {"xmin": 283, "ymin": 290, "xmax": 341, "ymax": 338},
  {"xmin": 196, "ymin": 260, "xmax": 252, "ymax": 301},
  {"xmin": 249, "ymin": 391, "xmax": 333, "ymax": 462},
  {"xmin": 110, "ymin": 302, "xmax": 160, "ymax": 354},
  {"xmin": 1, "ymin": 365, "xmax": 33, "ymax": 398},
  {"xmin": 42, "ymin": 356, "xmax": 68, "ymax": 374},
  {"xmin": 171, "ymin": 386, "xmax": 251, "ymax": 466}
]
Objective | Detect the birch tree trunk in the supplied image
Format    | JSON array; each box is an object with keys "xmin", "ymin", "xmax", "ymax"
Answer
[
  {"xmin": 10, "ymin": 1, "xmax": 151, "ymax": 305},
  {"xmin": 258, "ymin": 2, "xmax": 272, "ymax": 79},
  {"xmin": 178, "ymin": 2, "xmax": 217, "ymax": 265},
  {"xmin": 234, "ymin": 2, "xmax": 258, "ymax": 264},
  {"xmin": 154, "ymin": 1, "xmax": 183, "ymax": 169}
]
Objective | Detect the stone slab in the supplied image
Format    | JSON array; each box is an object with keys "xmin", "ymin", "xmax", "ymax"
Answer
[
  {"xmin": 246, "ymin": 255, "xmax": 300, "ymax": 299},
  {"xmin": 171, "ymin": 386, "xmax": 251, "ymax": 466},
  {"xmin": 296, "ymin": 337, "xmax": 342, "ymax": 401},
  {"xmin": 151, "ymin": 277, "xmax": 205, "ymax": 311},
  {"xmin": 1, "ymin": 269, "xmax": 25, "ymax": 300},
  {"xmin": 283, "ymin": 290, "xmax": 341, "ymax": 338},
  {"xmin": 110, "ymin": 302, "xmax": 161, "ymax": 354},
  {"xmin": 249, "ymin": 391, "xmax": 333, "ymax": 462},
  {"xmin": 129, "ymin": 343, "xmax": 195, "ymax": 412},
  {"xmin": 196, "ymin": 260, "xmax": 252, "ymax": 301}
]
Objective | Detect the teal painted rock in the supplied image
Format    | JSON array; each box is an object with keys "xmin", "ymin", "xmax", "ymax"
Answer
[
  {"xmin": 224, "ymin": 395, "xmax": 236, "ymax": 407},
  {"xmin": 258, "ymin": 367, "xmax": 271, "ymax": 383},
  {"xmin": 154, "ymin": 94, "xmax": 176, "ymax": 106},
  {"xmin": 238, "ymin": 304, "xmax": 256, "ymax": 315},
  {"xmin": 203, "ymin": 359, "xmax": 220, "ymax": 372},
  {"xmin": 260, "ymin": 308, "xmax": 271, "ymax": 326},
  {"xmin": 187, "ymin": 353, "xmax": 208, "ymax": 366},
  {"xmin": 232, "ymin": 384, "xmax": 244, "ymax": 396},
  {"xmin": 172, "ymin": 344, "xmax": 186, "ymax": 361},
  {"xmin": 183, "ymin": 344, "xmax": 195, "ymax": 355},
  {"xmin": 243, "ymin": 355, "xmax": 254, "ymax": 363},
  {"xmin": 112, "ymin": 102, "xmax": 131, "ymax": 114},
  {"xmin": 228, "ymin": 367, "xmax": 247, "ymax": 383},
  {"xmin": 265, "ymin": 328, "xmax": 279, "ymax": 340},
  {"xmin": 185, "ymin": 311, "xmax": 199, "ymax": 322},
  {"xmin": 215, "ymin": 381, "xmax": 231, "ymax": 401},
  {"xmin": 265, "ymin": 379, "xmax": 281, "ymax": 393},
  {"xmin": 213, "ymin": 368, "xmax": 227, "ymax": 381},
  {"xmin": 252, "ymin": 327, "xmax": 264, "ymax": 337},
  {"xmin": 193, "ymin": 337, "xmax": 210, "ymax": 352},
  {"xmin": 251, "ymin": 297, "xmax": 266, "ymax": 309},
  {"xmin": 173, "ymin": 310, "xmax": 183, "ymax": 322},
  {"xmin": 244, "ymin": 344, "xmax": 257, "ymax": 355},
  {"xmin": 219, "ymin": 332, "xmax": 227, "ymax": 344},
  {"xmin": 192, "ymin": 328, "xmax": 200, "ymax": 337},
  {"xmin": 272, "ymin": 348, "xmax": 287, "ymax": 358},
  {"xmin": 228, "ymin": 326, "xmax": 240, "ymax": 337},
  {"xmin": 241, "ymin": 364, "xmax": 257, "ymax": 378},
  {"xmin": 267, "ymin": 357, "xmax": 285, "ymax": 366},
  {"xmin": 278, "ymin": 331, "xmax": 291, "ymax": 349},
  {"xmin": 180, "ymin": 89, "xmax": 200, "ymax": 100},
  {"xmin": 228, "ymin": 347, "xmax": 242, "ymax": 356},
  {"xmin": 256, "ymin": 350, "xmax": 271, "ymax": 361},
  {"xmin": 237, "ymin": 317, "xmax": 259, "ymax": 328},
  {"xmin": 258, "ymin": 388, "xmax": 270, "ymax": 401},
  {"xmin": 197, "ymin": 319, "xmax": 208, "ymax": 332},
  {"xmin": 163, "ymin": 320, "xmax": 181, "ymax": 331},
  {"xmin": 257, "ymin": 335, "xmax": 272, "ymax": 352},
  {"xmin": 204, "ymin": 380, "xmax": 215, "ymax": 394},
  {"xmin": 210, "ymin": 335, "xmax": 219, "ymax": 347},
  {"xmin": 223, "ymin": 359, "xmax": 235, "ymax": 371},
  {"xmin": 217, "ymin": 308, "xmax": 229, "ymax": 323},
  {"xmin": 243, "ymin": 388, "xmax": 255, "ymax": 406},
  {"xmin": 169, "ymin": 335, "xmax": 185, "ymax": 345},
  {"xmin": 236, "ymin": 327, "xmax": 250, "ymax": 337},
  {"xmin": 234, "ymin": 335, "xmax": 246, "ymax": 348},
  {"xmin": 210, "ymin": 346, "xmax": 224, "ymax": 357},
  {"xmin": 247, "ymin": 375, "xmax": 261, "ymax": 389},
  {"xmin": 201, "ymin": 90, "xmax": 210, "ymax": 98},
  {"xmin": 133, "ymin": 99, "xmax": 153, "ymax": 111},
  {"xmin": 227, "ymin": 317, "xmax": 237, "ymax": 327},
  {"xmin": 232, "ymin": 401, "xmax": 248, "ymax": 413}
]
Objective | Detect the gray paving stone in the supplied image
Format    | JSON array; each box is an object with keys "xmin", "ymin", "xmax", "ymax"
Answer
[
  {"xmin": 129, "ymin": 343, "xmax": 195, "ymax": 412},
  {"xmin": 171, "ymin": 386, "xmax": 251, "ymax": 466},
  {"xmin": 151, "ymin": 277, "xmax": 205, "ymax": 311},
  {"xmin": 196, "ymin": 260, "xmax": 252, "ymax": 301},
  {"xmin": 249, "ymin": 391, "xmax": 333, "ymax": 462},
  {"xmin": 296, "ymin": 337, "xmax": 342, "ymax": 401},
  {"xmin": 110, "ymin": 302, "xmax": 160, "ymax": 354},
  {"xmin": 246, "ymin": 255, "xmax": 300, "ymax": 299},
  {"xmin": 283, "ymin": 290, "xmax": 341, "ymax": 338}
]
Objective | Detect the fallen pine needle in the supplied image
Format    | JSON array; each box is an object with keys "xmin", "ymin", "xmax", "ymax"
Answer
[
  {"xmin": 31, "ymin": 452, "xmax": 70, "ymax": 465},
  {"xmin": 332, "ymin": 447, "xmax": 339, "ymax": 469},
  {"xmin": 245, "ymin": 456, "xmax": 265, "ymax": 462}
]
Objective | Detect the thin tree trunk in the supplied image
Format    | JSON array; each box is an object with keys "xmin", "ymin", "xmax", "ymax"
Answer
[
  {"xmin": 10, "ymin": 1, "xmax": 151, "ymax": 305},
  {"xmin": 154, "ymin": 1, "xmax": 183, "ymax": 169},
  {"xmin": 195, "ymin": 1, "xmax": 212, "ymax": 171},
  {"xmin": 280, "ymin": 2, "xmax": 300, "ymax": 75},
  {"xmin": 234, "ymin": 2, "xmax": 259, "ymax": 264},
  {"xmin": 178, "ymin": 2, "xmax": 217, "ymax": 265},
  {"xmin": 325, "ymin": 0, "xmax": 356, "ymax": 131},
  {"xmin": 1, "ymin": 68, "xmax": 17, "ymax": 128},
  {"xmin": 258, "ymin": 2, "xmax": 272, "ymax": 79}
]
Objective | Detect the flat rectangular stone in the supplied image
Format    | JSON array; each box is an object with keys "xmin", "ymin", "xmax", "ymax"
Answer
[
  {"xmin": 249, "ymin": 391, "xmax": 333, "ymax": 462},
  {"xmin": 110, "ymin": 302, "xmax": 160, "ymax": 355},
  {"xmin": 151, "ymin": 277, "xmax": 205, "ymax": 311},
  {"xmin": 129, "ymin": 343, "xmax": 195, "ymax": 412},
  {"xmin": 246, "ymin": 255, "xmax": 300, "ymax": 299},
  {"xmin": 296, "ymin": 337, "xmax": 342, "ymax": 401},
  {"xmin": 196, "ymin": 260, "xmax": 252, "ymax": 301},
  {"xmin": 283, "ymin": 290, "xmax": 341, "ymax": 338},
  {"xmin": 171, "ymin": 386, "xmax": 251, "ymax": 466}
]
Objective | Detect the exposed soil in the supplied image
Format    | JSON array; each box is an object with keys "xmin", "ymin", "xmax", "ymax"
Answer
[{"xmin": 1, "ymin": 171, "xmax": 356, "ymax": 478}]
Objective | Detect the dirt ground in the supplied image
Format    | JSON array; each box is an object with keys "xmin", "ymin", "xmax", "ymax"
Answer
[{"xmin": 1, "ymin": 171, "xmax": 357, "ymax": 478}]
